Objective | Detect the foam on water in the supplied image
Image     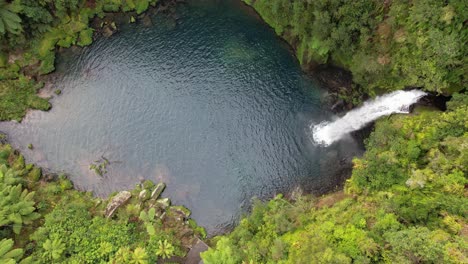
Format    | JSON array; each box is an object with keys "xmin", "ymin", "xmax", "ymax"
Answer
[{"xmin": 312, "ymin": 90, "xmax": 427, "ymax": 146}]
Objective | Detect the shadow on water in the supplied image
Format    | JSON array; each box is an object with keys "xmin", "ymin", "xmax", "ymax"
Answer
[{"xmin": 0, "ymin": 0, "xmax": 363, "ymax": 235}]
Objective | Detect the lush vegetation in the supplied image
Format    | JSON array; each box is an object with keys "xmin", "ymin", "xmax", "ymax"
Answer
[
  {"xmin": 0, "ymin": 143, "xmax": 206, "ymax": 263},
  {"xmin": 0, "ymin": 0, "xmax": 466, "ymax": 263},
  {"xmin": 244, "ymin": 0, "xmax": 466, "ymax": 99},
  {"xmin": 202, "ymin": 93, "xmax": 468, "ymax": 263},
  {"xmin": 0, "ymin": 0, "xmax": 160, "ymax": 121}
]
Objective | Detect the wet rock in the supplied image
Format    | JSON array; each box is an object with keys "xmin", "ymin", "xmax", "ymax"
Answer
[
  {"xmin": 141, "ymin": 15, "xmax": 152, "ymax": 27},
  {"xmin": 0, "ymin": 132, "xmax": 7, "ymax": 144},
  {"xmin": 185, "ymin": 238, "xmax": 209, "ymax": 264},
  {"xmin": 155, "ymin": 197, "xmax": 171, "ymax": 209},
  {"xmin": 151, "ymin": 182, "xmax": 166, "ymax": 199},
  {"xmin": 170, "ymin": 205, "xmax": 191, "ymax": 221},
  {"xmin": 105, "ymin": 191, "xmax": 131, "ymax": 218},
  {"xmin": 314, "ymin": 65, "xmax": 363, "ymax": 113},
  {"xmin": 289, "ymin": 186, "xmax": 304, "ymax": 202},
  {"xmin": 139, "ymin": 189, "xmax": 150, "ymax": 201},
  {"xmin": 102, "ymin": 22, "xmax": 117, "ymax": 38}
]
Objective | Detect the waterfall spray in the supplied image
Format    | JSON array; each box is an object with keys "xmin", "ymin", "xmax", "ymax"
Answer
[{"xmin": 312, "ymin": 90, "xmax": 427, "ymax": 146}]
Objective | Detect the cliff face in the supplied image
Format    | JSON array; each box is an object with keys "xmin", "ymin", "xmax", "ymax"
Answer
[{"xmin": 243, "ymin": 0, "xmax": 466, "ymax": 99}]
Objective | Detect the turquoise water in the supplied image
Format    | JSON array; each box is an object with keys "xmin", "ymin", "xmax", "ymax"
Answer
[{"xmin": 0, "ymin": 1, "xmax": 361, "ymax": 234}]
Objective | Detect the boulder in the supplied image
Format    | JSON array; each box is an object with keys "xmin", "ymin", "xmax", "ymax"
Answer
[
  {"xmin": 155, "ymin": 197, "xmax": 171, "ymax": 209},
  {"xmin": 170, "ymin": 205, "xmax": 191, "ymax": 221},
  {"xmin": 139, "ymin": 189, "xmax": 150, "ymax": 201},
  {"xmin": 105, "ymin": 191, "xmax": 131, "ymax": 218},
  {"xmin": 151, "ymin": 182, "xmax": 166, "ymax": 199},
  {"xmin": 289, "ymin": 186, "xmax": 303, "ymax": 202}
]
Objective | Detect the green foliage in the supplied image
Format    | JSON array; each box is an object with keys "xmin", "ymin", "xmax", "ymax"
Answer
[
  {"xmin": 156, "ymin": 240, "xmax": 175, "ymax": 259},
  {"xmin": 204, "ymin": 94, "xmax": 468, "ymax": 263},
  {"xmin": 0, "ymin": 239, "xmax": 23, "ymax": 263},
  {"xmin": 0, "ymin": 77, "xmax": 51, "ymax": 121},
  {"xmin": 0, "ymin": 0, "xmax": 160, "ymax": 122},
  {"xmin": 0, "ymin": 143, "xmax": 205, "ymax": 263},
  {"xmin": 0, "ymin": 165, "xmax": 40, "ymax": 234},
  {"xmin": 42, "ymin": 238, "xmax": 65, "ymax": 261},
  {"xmin": 245, "ymin": 0, "xmax": 466, "ymax": 95},
  {"xmin": 130, "ymin": 247, "xmax": 149, "ymax": 264},
  {"xmin": 0, "ymin": 0, "xmax": 22, "ymax": 35}
]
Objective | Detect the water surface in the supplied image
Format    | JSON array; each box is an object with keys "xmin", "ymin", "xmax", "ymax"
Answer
[{"xmin": 0, "ymin": 1, "xmax": 361, "ymax": 234}]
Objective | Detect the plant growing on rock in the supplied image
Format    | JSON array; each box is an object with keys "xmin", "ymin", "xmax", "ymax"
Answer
[
  {"xmin": 89, "ymin": 156, "xmax": 110, "ymax": 176},
  {"xmin": 139, "ymin": 207, "xmax": 158, "ymax": 236}
]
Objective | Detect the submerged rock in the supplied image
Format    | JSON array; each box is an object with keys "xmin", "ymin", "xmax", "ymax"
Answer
[
  {"xmin": 105, "ymin": 191, "xmax": 131, "ymax": 218},
  {"xmin": 141, "ymin": 15, "xmax": 153, "ymax": 27}
]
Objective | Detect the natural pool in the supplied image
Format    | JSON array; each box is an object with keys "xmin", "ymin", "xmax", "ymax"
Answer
[{"xmin": 0, "ymin": 0, "xmax": 362, "ymax": 234}]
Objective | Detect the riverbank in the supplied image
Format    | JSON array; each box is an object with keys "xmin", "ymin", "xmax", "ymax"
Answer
[
  {"xmin": 0, "ymin": 141, "xmax": 206, "ymax": 262},
  {"xmin": 1, "ymin": 1, "xmax": 466, "ymax": 262},
  {"xmin": 0, "ymin": 0, "xmax": 183, "ymax": 121},
  {"xmin": 241, "ymin": 0, "xmax": 466, "ymax": 107},
  {"xmin": 202, "ymin": 92, "xmax": 468, "ymax": 263}
]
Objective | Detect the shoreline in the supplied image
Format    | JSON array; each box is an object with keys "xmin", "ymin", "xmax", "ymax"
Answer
[{"xmin": 0, "ymin": 0, "xmax": 450, "ymax": 235}]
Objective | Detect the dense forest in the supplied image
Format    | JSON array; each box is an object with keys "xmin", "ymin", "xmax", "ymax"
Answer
[
  {"xmin": 202, "ymin": 93, "xmax": 468, "ymax": 263},
  {"xmin": 201, "ymin": 1, "xmax": 467, "ymax": 263},
  {"xmin": 1, "ymin": 0, "xmax": 208, "ymax": 263},
  {"xmin": 243, "ymin": 0, "xmax": 466, "ymax": 103},
  {"xmin": 0, "ymin": 0, "xmax": 467, "ymax": 263},
  {"xmin": 0, "ymin": 142, "xmax": 206, "ymax": 263},
  {"xmin": 0, "ymin": 0, "xmax": 160, "ymax": 121}
]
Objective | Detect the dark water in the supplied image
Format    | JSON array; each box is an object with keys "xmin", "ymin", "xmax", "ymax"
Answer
[{"xmin": 0, "ymin": 1, "xmax": 361, "ymax": 234}]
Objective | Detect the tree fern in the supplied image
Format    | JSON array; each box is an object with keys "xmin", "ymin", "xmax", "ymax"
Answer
[
  {"xmin": 0, "ymin": 239, "xmax": 23, "ymax": 263},
  {"xmin": 0, "ymin": 0, "xmax": 22, "ymax": 35},
  {"xmin": 0, "ymin": 165, "xmax": 40, "ymax": 234}
]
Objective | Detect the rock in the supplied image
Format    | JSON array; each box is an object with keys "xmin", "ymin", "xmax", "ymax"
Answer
[
  {"xmin": 105, "ymin": 191, "xmax": 131, "ymax": 218},
  {"xmin": 0, "ymin": 133, "xmax": 7, "ymax": 144},
  {"xmin": 185, "ymin": 238, "xmax": 209, "ymax": 264},
  {"xmin": 102, "ymin": 26, "xmax": 113, "ymax": 37},
  {"xmin": 289, "ymin": 186, "xmax": 303, "ymax": 202},
  {"xmin": 139, "ymin": 190, "xmax": 150, "ymax": 201},
  {"xmin": 8, "ymin": 52, "xmax": 23, "ymax": 64},
  {"xmin": 141, "ymin": 15, "xmax": 152, "ymax": 27},
  {"xmin": 151, "ymin": 182, "xmax": 166, "ymax": 199},
  {"xmin": 102, "ymin": 23, "xmax": 117, "ymax": 38},
  {"xmin": 156, "ymin": 197, "xmax": 171, "ymax": 209},
  {"xmin": 170, "ymin": 205, "xmax": 191, "ymax": 221}
]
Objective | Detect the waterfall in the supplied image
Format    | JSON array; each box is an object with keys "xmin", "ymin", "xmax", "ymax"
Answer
[{"xmin": 312, "ymin": 90, "xmax": 427, "ymax": 146}]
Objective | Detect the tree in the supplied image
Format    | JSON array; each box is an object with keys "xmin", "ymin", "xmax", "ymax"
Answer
[
  {"xmin": 0, "ymin": 0, "xmax": 22, "ymax": 35},
  {"xmin": 130, "ymin": 247, "xmax": 149, "ymax": 264},
  {"xmin": 0, "ymin": 239, "xmax": 23, "ymax": 264},
  {"xmin": 0, "ymin": 165, "xmax": 40, "ymax": 234},
  {"xmin": 42, "ymin": 238, "xmax": 65, "ymax": 261}
]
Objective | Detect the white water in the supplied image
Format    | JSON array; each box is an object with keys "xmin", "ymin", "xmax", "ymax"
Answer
[{"xmin": 312, "ymin": 90, "xmax": 427, "ymax": 146}]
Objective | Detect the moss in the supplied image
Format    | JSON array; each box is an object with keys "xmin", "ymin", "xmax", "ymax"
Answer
[
  {"xmin": 0, "ymin": 78, "xmax": 51, "ymax": 121},
  {"xmin": 142, "ymin": 179, "xmax": 155, "ymax": 190},
  {"xmin": 27, "ymin": 167, "xmax": 42, "ymax": 183},
  {"xmin": 77, "ymin": 28, "xmax": 94, "ymax": 47}
]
